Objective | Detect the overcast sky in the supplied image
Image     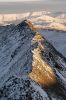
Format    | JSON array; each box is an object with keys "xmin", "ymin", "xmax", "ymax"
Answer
[
  {"xmin": 0, "ymin": 0, "xmax": 66, "ymax": 2},
  {"xmin": 0, "ymin": 0, "xmax": 66, "ymax": 13},
  {"xmin": 0, "ymin": 0, "xmax": 41, "ymax": 2}
]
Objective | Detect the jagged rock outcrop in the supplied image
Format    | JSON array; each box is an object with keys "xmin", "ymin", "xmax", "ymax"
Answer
[{"xmin": 0, "ymin": 20, "xmax": 66, "ymax": 100}]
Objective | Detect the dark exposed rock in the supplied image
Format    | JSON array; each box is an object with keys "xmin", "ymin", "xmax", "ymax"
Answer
[{"xmin": 0, "ymin": 76, "xmax": 49, "ymax": 100}]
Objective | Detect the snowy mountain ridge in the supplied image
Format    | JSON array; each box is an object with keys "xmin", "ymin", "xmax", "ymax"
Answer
[{"xmin": 0, "ymin": 20, "xmax": 66, "ymax": 100}]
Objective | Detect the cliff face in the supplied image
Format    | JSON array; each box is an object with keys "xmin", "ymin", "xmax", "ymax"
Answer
[{"xmin": 0, "ymin": 20, "xmax": 66, "ymax": 100}]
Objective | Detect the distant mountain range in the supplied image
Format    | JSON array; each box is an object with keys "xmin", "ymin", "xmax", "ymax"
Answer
[{"xmin": 0, "ymin": 11, "xmax": 66, "ymax": 32}]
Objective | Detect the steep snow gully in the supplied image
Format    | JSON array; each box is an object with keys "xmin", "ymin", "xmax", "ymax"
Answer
[{"xmin": 0, "ymin": 20, "xmax": 66, "ymax": 100}]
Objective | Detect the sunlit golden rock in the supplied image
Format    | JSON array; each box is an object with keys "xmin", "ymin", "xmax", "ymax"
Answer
[
  {"xmin": 29, "ymin": 33, "xmax": 57, "ymax": 86},
  {"xmin": 25, "ymin": 20, "xmax": 36, "ymax": 31}
]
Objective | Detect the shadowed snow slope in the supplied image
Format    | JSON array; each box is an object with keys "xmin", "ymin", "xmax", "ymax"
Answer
[{"xmin": 0, "ymin": 20, "xmax": 66, "ymax": 100}]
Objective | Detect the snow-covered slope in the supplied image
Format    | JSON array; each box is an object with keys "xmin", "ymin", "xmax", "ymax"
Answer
[
  {"xmin": 0, "ymin": 20, "xmax": 51, "ymax": 100},
  {"xmin": 0, "ymin": 20, "xmax": 66, "ymax": 100}
]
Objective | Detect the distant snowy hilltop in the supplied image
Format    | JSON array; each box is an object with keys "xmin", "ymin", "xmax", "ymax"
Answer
[{"xmin": 0, "ymin": 11, "xmax": 66, "ymax": 32}]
